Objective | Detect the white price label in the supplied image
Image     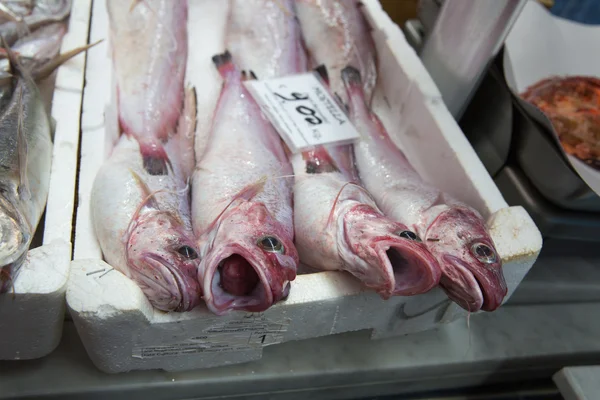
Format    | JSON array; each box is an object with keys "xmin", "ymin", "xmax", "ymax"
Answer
[{"xmin": 244, "ymin": 72, "xmax": 360, "ymax": 153}]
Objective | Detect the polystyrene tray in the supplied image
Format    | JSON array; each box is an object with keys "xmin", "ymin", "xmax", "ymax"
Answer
[{"xmin": 68, "ymin": 0, "xmax": 542, "ymax": 373}]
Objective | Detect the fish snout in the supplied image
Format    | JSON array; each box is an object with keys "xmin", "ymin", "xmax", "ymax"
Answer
[
  {"xmin": 136, "ymin": 253, "xmax": 202, "ymax": 312},
  {"xmin": 439, "ymin": 254, "xmax": 506, "ymax": 312}
]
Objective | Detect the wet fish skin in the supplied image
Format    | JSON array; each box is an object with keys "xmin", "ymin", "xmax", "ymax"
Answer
[
  {"xmin": 292, "ymin": 141, "xmax": 441, "ymax": 297},
  {"xmin": 192, "ymin": 52, "xmax": 297, "ymax": 315},
  {"xmin": 341, "ymin": 66, "xmax": 507, "ymax": 312},
  {"xmin": 295, "ymin": 0, "xmax": 377, "ymax": 105},
  {"xmin": 91, "ymin": 88, "xmax": 201, "ymax": 312},
  {"xmin": 227, "ymin": 0, "xmax": 307, "ymax": 79},
  {"xmin": 0, "ymin": 0, "xmax": 71, "ymax": 46},
  {"xmin": 0, "ymin": 45, "xmax": 52, "ymax": 293},
  {"xmin": 107, "ymin": 0, "xmax": 188, "ymax": 175}
]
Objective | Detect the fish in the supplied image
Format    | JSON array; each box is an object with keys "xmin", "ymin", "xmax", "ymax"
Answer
[
  {"xmin": 341, "ymin": 66, "xmax": 507, "ymax": 312},
  {"xmin": 0, "ymin": 42, "xmax": 52, "ymax": 293},
  {"xmin": 226, "ymin": 0, "xmax": 307, "ymax": 79},
  {"xmin": 0, "ymin": 22, "xmax": 66, "ymax": 78},
  {"xmin": 91, "ymin": 87, "xmax": 202, "ymax": 312},
  {"xmin": 290, "ymin": 66, "xmax": 441, "ymax": 297},
  {"xmin": 0, "ymin": 0, "xmax": 71, "ymax": 46},
  {"xmin": 295, "ymin": 0, "xmax": 377, "ymax": 105},
  {"xmin": 107, "ymin": 0, "xmax": 188, "ymax": 176},
  {"xmin": 191, "ymin": 51, "xmax": 297, "ymax": 315}
]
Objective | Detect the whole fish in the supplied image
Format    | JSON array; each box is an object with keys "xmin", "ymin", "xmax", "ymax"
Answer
[
  {"xmin": 226, "ymin": 0, "xmax": 307, "ymax": 79},
  {"xmin": 295, "ymin": 0, "xmax": 377, "ymax": 105},
  {"xmin": 292, "ymin": 141, "xmax": 441, "ymax": 297},
  {"xmin": 0, "ymin": 46, "xmax": 52, "ymax": 293},
  {"xmin": 107, "ymin": 0, "xmax": 187, "ymax": 175},
  {"xmin": 192, "ymin": 51, "xmax": 297, "ymax": 315},
  {"xmin": 91, "ymin": 87, "xmax": 201, "ymax": 312},
  {"xmin": 342, "ymin": 66, "xmax": 507, "ymax": 312},
  {"xmin": 0, "ymin": 0, "xmax": 71, "ymax": 46}
]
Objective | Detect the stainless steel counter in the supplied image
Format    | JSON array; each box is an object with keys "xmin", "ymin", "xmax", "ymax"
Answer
[{"xmin": 2, "ymin": 292, "xmax": 599, "ymax": 399}]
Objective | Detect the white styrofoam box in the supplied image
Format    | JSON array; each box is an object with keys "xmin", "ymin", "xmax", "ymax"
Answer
[
  {"xmin": 68, "ymin": 0, "xmax": 542, "ymax": 373},
  {"xmin": 0, "ymin": 0, "xmax": 92, "ymax": 360}
]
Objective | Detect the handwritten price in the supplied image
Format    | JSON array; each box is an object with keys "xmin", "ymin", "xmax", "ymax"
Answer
[{"xmin": 274, "ymin": 89, "xmax": 323, "ymax": 126}]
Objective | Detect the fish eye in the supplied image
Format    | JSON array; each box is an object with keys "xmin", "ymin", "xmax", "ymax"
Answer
[
  {"xmin": 397, "ymin": 230, "xmax": 421, "ymax": 242},
  {"xmin": 257, "ymin": 236, "xmax": 284, "ymax": 253},
  {"xmin": 177, "ymin": 245, "xmax": 199, "ymax": 260},
  {"xmin": 470, "ymin": 242, "xmax": 497, "ymax": 264}
]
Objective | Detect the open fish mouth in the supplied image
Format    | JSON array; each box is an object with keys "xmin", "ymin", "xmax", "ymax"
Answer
[
  {"xmin": 202, "ymin": 245, "xmax": 274, "ymax": 315},
  {"xmin": 377, "ymin": 239, "xmax": 441, "ymax": 297},
  {"xmin": 439, "ymin": 254, "xmax": 490, "ymax": 312},
  {"xmin": 138, "ymin": 254, "xmax": 199, "ymax": 312}
]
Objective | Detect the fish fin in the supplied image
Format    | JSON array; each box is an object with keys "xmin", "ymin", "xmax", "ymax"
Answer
[
  {"xmin": 0, "ymin": 3, "xmax": 22, "ymax": 23},
  {"xmin": 202, "ymin": 177, "xmax": 267, "ymax": 235},
  {"xmin": 139, "ymin": 140, "xmax": 172, "ymax": 176},
  {"xmin": 212, "ymin": 50, "xmax": 236, "ymax": 78},
  {"xmin": 124, "ymin": 169, "xmax": 165, "ymax": 241},
  {"xmin": 341, "ymin": 65, "xmax": 362, "ymax": 87},
  {"xmin": 1, "ymin": 35, "xmax": 21, "ymax": 78},
  {"xmin": 325, "ymin": 181, "xmax": 377, "ymax": 230},
  {"xmin": 15, "ymin": 86, "xmax": 29, "ymax": 199},
  {"xmin": 32, "ymin": 39, "xmax": 103, "ymax": 82},
  {"xmin": 129, "ymin": 168, "xmax": 159, "ymax": 209}
]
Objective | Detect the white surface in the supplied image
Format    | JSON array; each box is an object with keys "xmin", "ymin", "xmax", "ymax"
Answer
[
  {"xmin": 3, "ymin": 302, "xmax": 598, "ymax": 399},
  {"xmin": 69, "ymin": 0, "xmax": 543, "ymax": 373},
  {"xmin": 504, "ymin": 0, "xmax": 600, "ymax": 195},
  {"xmin": 0, "ymin": 0, "xmax": 91, "ymax": 360}
]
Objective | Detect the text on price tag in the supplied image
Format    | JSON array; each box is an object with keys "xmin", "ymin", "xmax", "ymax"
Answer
[{"xmin": 244, "ymin": 72, "xmax": 360, "ymax": 153}]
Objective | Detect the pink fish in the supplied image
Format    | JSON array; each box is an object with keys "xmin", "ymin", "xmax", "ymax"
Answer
[
  {"xmin": 107, "ymin": 0, "xmax": 188, "ymax": 175},
  {"xmin": 192, "ymin": 52, "xmax": 297, "ymax": 315},
  {"xmin": 295, "ymin": 0, "xmax": 377, "ymax": 105},
  {"xmin": 342, "ymin": 66, "xmax": 507, "ymax": 312}
]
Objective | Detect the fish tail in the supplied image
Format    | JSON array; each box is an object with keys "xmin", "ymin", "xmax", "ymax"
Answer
[
  {"xmin": 314, "ymin": 64, "xmax": 329, "ymax": 85},
  {"xmin": 139, "ymin": 139, "xmax": 172, "ymax": 176},
  {"xmin": 32, "ymin": 39, "xmax": 103, "ymax": 82},
  {"xmin": 341, "ymin": 65, "xmax": 362, "ymax": 88},
  {"xmin": 212, "ymin": 50, "xmax": 236, "ymax": 78}
]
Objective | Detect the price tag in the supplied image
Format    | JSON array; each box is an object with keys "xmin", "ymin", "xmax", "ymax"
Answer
[{"xmin": 244, "ymin": 72, "xmax": 361, "ymax": 153}]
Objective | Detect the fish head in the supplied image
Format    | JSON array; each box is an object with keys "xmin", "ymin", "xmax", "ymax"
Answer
[
  {"xmin": 341, "ymin": 204, "xmax": 441, "ymax": 298},
  {"xmin": 0, "ymin": 195, "xmax": 31, "ymax": 292},
  {"xmin": 425, "ymin": 206, "xmax": 507, "ymax": 312},
  {"xmin": 200, "ymin": 202, "xmax": 298, "ymax": 315},
  {"xmin": 127, "ymin": 212, "xmax": 202, "ymax": 312}
]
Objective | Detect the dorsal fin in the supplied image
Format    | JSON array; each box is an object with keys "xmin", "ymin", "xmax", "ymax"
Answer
[{"xmin": 32, "ymin": 39, "xmax": 103, "ymax": 82}]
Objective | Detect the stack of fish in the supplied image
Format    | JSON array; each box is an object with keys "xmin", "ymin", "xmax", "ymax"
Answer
[
  {"xmin": 0, "ymin": 0, "xmax": 95, "ymax": 294},
  {"xmin": 91, "ymin": 0, "xmax": 508, "ymax": 317}
]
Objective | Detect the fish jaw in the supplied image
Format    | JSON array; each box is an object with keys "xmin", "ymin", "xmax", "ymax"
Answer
[
  {"xmin": 425, "ymin": 207, "xmax": 507, "ymax": 312},
  {"xmin": 341, "ymin": 204, "xmax": 441, "ymax": 298},
  {"xmin": 127, "ymin": 212, "xmax": 202, "ymax": 312},
  {"xmin": 199, "ymin": 202, "xmax": 298, "ymax": 315}
]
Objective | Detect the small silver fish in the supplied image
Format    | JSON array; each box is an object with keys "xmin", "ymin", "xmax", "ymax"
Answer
[{"xmin": 0, "ymin": 44, "xmax": 52, "ymax": 293}]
